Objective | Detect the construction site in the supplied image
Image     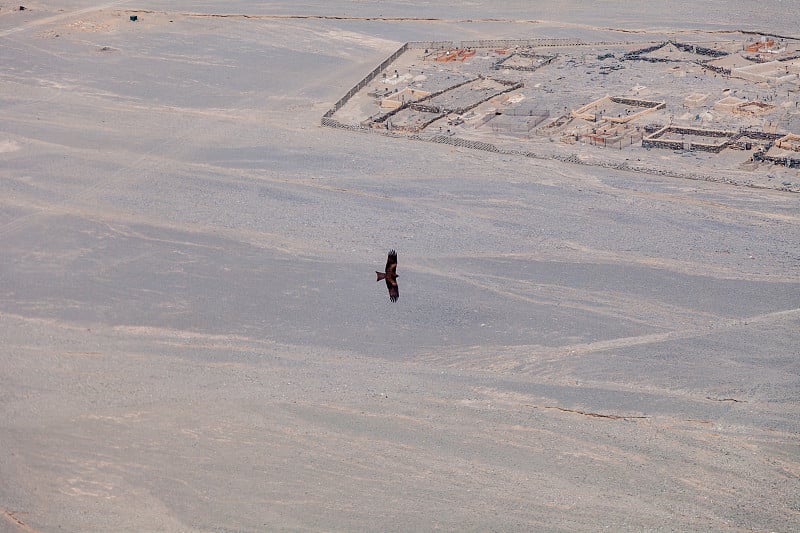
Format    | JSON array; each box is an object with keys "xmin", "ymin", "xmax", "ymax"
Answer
[{"xmin": 325, "ymin": 34, "xmax": 800, "ymax": 189}]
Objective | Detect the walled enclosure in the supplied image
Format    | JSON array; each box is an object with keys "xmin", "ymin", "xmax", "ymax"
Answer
[
  {"xmin": 321, "ymin": 36, "xmax": 800, "ymax": 189},
  {"xmin": 643, "ymin": 126, "xmax": 736, "ymax": 152},
  {"xmin": 380, "ymin": 87, "xmax": 431, "ymax": 109},
  {"xmin": 571, "ymin": 95, "xmax": 666, "ymax": 124},
  {"xmin": 371, "ymin": 75, "xmax": 523, "ymax": 133}
]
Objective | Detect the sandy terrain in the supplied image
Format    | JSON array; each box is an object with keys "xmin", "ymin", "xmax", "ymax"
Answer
[{"xmin": 1, "ymin": 2, "xmax": 798, "ymax": 532}]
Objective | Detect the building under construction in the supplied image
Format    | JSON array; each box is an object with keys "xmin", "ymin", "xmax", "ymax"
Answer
[{"xmin": 322, "ymin": 34, "xmax": 800, "ymax": 187}]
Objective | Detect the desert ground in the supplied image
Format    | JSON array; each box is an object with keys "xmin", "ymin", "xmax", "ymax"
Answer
[{"xmin": 1, "ymin": 2, "xmax": 798, "ymax": 532}]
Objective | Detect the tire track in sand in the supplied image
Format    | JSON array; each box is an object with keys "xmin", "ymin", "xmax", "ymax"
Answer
[{"xmin": 0, "ymin": 1, "xmax": 131, "ymax": 38}]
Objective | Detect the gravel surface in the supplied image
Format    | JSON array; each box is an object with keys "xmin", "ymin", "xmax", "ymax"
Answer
[{"xmin": 1, "ymin": 2, "xmax": 798, "ymax": 532}]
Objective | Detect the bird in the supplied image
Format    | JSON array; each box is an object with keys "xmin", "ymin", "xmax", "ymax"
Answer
[{"xmin": 376, "ymin": 250, "xmax": 399, "ymax": 302}]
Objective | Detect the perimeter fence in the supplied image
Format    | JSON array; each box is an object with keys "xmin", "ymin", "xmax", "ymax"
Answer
[{"xmin": 323, "ymin": 43, "xmax": 409, "ymax": 118}]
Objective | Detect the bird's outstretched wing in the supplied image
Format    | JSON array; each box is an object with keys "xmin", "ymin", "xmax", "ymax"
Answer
[
  {"xmin": 386, "ymin": 276, "xmax": 399, "ymax": 302},
  {"xmin": 385, "ymin": 250, "xmax": 397, "ymax": 276},
  {"xmin": 385, "ymin": 250, "xmax": 398, "ymax": 302}
]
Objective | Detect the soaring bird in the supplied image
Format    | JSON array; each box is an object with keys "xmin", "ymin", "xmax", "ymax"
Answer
[{"xmin": 376, "ymin": 250, "xmax": 399, "ymax": 302}]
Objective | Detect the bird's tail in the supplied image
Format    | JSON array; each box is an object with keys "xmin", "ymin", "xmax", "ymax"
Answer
[{"xmin": 376, "ymin": 271, "xmax": 386, "ymax": 281}]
